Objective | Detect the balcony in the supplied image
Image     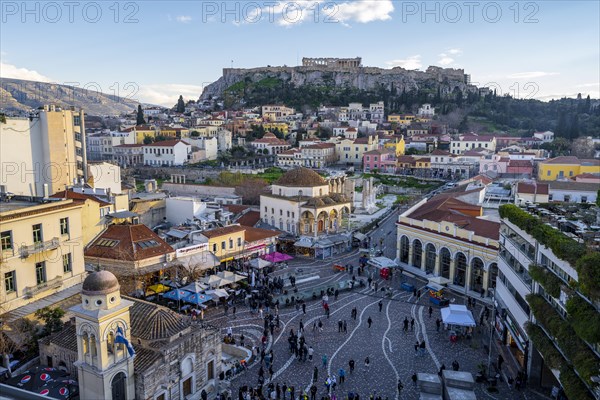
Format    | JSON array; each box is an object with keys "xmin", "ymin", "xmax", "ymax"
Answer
[
  {"xmin": 499, "ymin": 246, "xmax": 532, "ymax": 288},
  {"xmin": 23, "ymin": 275, "xmax": 63, "ymax": 298},
  {"xmin": 20, "ymin": 238, "xmax": 60, "ymax": 258},
  {"xmin": 500, "ymin": 232, "xmax": 535, "ymax": 262}
]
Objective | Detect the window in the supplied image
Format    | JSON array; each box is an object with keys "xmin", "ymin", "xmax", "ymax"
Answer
[
  {"xmin": 60, "ymin": 218, "xmax": 69, "ymax": 235},
  {"xmin": 237, "ymin": 237, "xmax": 242, "ymax": 247},
  {"xmin": 271, "ymin": 208, "xmax": 274, "ymax": 214},
  {"xmin": 221, "ymin": 241, "xmax": 226, "ymax": 250},
  {"xmin": 35, "ymin": 262, "xmax": 46, "ymax": 285},
  {"xmin": 564, "ymin": 195, "xmax": 571, "ymax": 202},
  {"xmin": 229, "ymin": 239, "xmax": 233, "ymax": 249},
  {"xmin": 292, "ymin": 212, "xmax": 295, "ymax": 218},
  {"xmin": 287, "ymin": 211, "xmax": 290, "ymax": 217},
  {"xmin": 4, "ymin": 271, "xmax": 15, "ymax": 293},
  {"xmin": 63, "ymin": 253, "xmax": 72, "ymax": 273},
  {"xmin": 581, "ymin": 196, "xmax": 587, "ymax": 203},
  {"xmin": 547, "ymin": 170, "xmax": 551, "ymax": 176},
  {"xmin": 264, "ymin": 206, "xmax": 267, "ymax": 212},
  {"xmin": 1, "ymin": 231, "xmax": 12, "ymax": 251},
  {"xmin": 32, "ymin": 224, "xmax": 43, "ymax": 243},
  {"xmin": 213, "ymin": 243, "xmax": 217, "ymax": 252},
  {"xmin": 280, "ymin": 210, "xmax": 283, "ymax": 216}
]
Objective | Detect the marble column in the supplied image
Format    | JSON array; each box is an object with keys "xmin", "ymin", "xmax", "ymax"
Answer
[
  {"xmin": 421, "ymin": 250, "xmax": 427, "ymax": 272},
  {"xmin": 434, "ymin": 254, "xmax": 441, "ymax": 275},
  {"xmin": 449, "ymin": 258, "xmax": 456, "ymax": 283},
  {"xmin": 408, "ymin": 244, "xmax": 414, "ymax": 267}
]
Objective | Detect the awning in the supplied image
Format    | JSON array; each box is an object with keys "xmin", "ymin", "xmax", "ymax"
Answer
[
  {"xmin": 428, "ymin": 276, "xmax": 451, "ymax": 286},
  {"xmin": 206, "ymin": 288, "xmax": 229, "ymax": 298},
  {"xmin": 328, "ymin": 235, "xmax": 349, "ymax": 245},
  {"xmin": 294, "ymin": 237, "xmax": 313, "ymax": 248},
  {"xmin": 176, "ymin": 252, "xmax": 220, "ymax": 271},
  {"xmin": 441, "ymin": 304, "xmax": 476, "ymax": 327},
  {"xmin": 353, "ymin": 232, "xmax": 367, "ymax": 241},
  {"xmin": 313, "ymin": 238, "xmax": 334, "ymax": 248},
  {"xmin": 262, "ymin": 252, "xmax": 293, "ymax": 263},
  {"xmin": 166, "ymin": 229, "xmax": 188, "ymax": 239},
  {"xmin": 107, "ymin": 210, "xmax": 138, "ymax": 219},
  {"xmin": 426, "ymin": 282, "xmax": 445, "ymax": 292},
  {"xmin": 249, "ymin": 258, "xmax": 271, "ymax": 269},
  {"xmin": 367, "ymin": 256, "xmax": 399, "ymax": 269}
]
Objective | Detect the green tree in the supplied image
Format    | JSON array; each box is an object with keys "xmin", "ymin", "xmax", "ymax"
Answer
[
  {"xmin": 35, "ymin": 307, "xmax": 65, "ymax": 336},
  {"xmin": 176, "ymin": 95, "xmax": 185, "ymax": 113},
  {"xmin": 458, "ymin": 116, "xmax": 469, "ymax": 132},
  {"xmin": 143, "ymin": 135, "xmax": 154, "ymax": 144},
  {"xmin": 136, "ymin": 105, "xmax": 146, "ymax": 125}
]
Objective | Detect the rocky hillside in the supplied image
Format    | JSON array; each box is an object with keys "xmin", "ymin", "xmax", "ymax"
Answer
[
  {"xmin": 200, "ymin": 65, "xmax": 478, "ymax": 109},
  {"xmin": 0, "ymin": 78, "xmax": 140, "ymax": 116}
]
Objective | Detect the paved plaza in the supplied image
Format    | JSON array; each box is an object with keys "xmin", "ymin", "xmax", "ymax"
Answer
[{"xmin": 202, "ymin": 210, "xmax": 545, "ymax": 400}]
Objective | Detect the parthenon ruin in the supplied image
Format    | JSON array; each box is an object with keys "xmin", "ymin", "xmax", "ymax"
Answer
[{"xmin": 302, "ymin": 57, "xmax": 362, "ymax": 68}]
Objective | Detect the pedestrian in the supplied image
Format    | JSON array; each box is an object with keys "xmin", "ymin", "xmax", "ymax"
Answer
[
  {"xmin": 438, "ymin": 364, "xmax": 446, "ymax": 377},
  {"xmin": 322, "ymin": 354, "xmax": 328, "ymax": 368},
  {"xmin": 403, "ymin": 317, "xmax": 409, "ymax": 332},
  {"xmin": 410, "ymin": 318, "xmax": 415, "ymax": 331},
  {"xmin": 338, "ymin": 320, "xmax": 343, "ymax": 332},
  {"xmin": 436, "ymin": 318, "xmax": 441, "ymax": 332},
  {"xmin": 259, "ymin": 307, "xmax": 264, "ymax": 319},
  {"xmin": 339, "ymin": 367, "xmax": 346, "ymax": 384},
  {"xmin": 417, "ymin": 289, "xmax": 421, "ymax": 298},
  {"xmin": 367, "ymin": 316, "xmax": 373, "ymax": 328},
  {"xmin": 419, "ymin": 340, "xmax": 426, "ymax": 356},
  {"xmin": 318, "ymin": 319, "xmax": 323, "ymax": 332},
  {"xmin": 240, "ymin": 334, "xmax": 245, "ymax": 347},
  {"xmin": 308, "ymin": 346, "xmax": 314, "ymax": 362},
  {"xmin": 313, "ymin": 366, "xmax": 318, "ymax": 382},
  {"xmin": 414, "ymin": 341, "xmax": 419, "ymax": 355},
  {"xmin": 411, "ymin": 373, "xmax": 417, "ymax": 386},
  {"xmin": 397, "ymin": 379, "xmax": 403, "ymax": 394},
  {"xmin": 364, "ymin": 357, "xmax": 370, "ymax": 372},
  {"xmin": 497, "ymin": 354, "xmax": 504, "ymax": 371},
  {"xmin": 428, "ymin": 306, "xmax": 433, "ymax": 318},
  {"xmin": 452, "ymin": 360, "xmax": 459, "ymax": 371},
  {"xmin": 343, "ymin": 320, "xmax": 347, "ymax": 333},
  {"xmin": 302, "ymin": 303, "xmax": 306, "ymax": 314},
  {"xmin": 310, "ymin": 385, "xmax": 317, "ymax": 400},
  {"xmin": 349, "ymin": 359, "xmax": 355, "ymax": 373},
  {"xmin": 233, "ymin": 306, "xmax": 237, "ymax": 318},
  {"xmin": 413, "ymin": 288, "xmax": 417, "ymax": 298},
  {"xmin": 378, "ymin": 300, "xmax": 383, "ymax": 312}
]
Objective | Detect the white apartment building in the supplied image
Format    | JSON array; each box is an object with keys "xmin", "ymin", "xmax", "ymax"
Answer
[
  {"xmin": 450, "ymin": 135, "xmax": 497, "ymax": 155},
  {"xmin": 532, "ymin": 131, "xmax": 554, "ymax": 143},
  {"xmin": 250, "ymin": 133, "xmax": 291, "ymax": 155},
  {"xmin": 417, "ymin": 103, "xmax": 435, "ymax": 117},
  {"xmin": 186, "ymin": 136, "xmax": 219, "ymax": 161},
  {"xmin": 262, "ymin": 105, "xmax": 295, "ymax": 121},
  {"xmin": 143, "ymin": 140, "xmax": 192, "ymax": 166},
  {"xmin": 190, "ymin": 126, "xmax": 232, "ymax": 152},
  {"xmin": 87, "ymin": 130, "xmax": 136, "ymax": 161},
  {"xmin": 113, "ymin": 144, "xmax": 144, "ymax": 167},
  {"xmin": 0, "ymin": 105, "xmax": 87, "ymax": 197}
]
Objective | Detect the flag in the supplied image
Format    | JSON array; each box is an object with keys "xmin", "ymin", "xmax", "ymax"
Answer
[{"xmin": 115, "ymin": 327, "xmax": 135, "ymax": 357}]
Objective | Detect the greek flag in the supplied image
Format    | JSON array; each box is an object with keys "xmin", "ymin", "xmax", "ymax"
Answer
[{"xmin": 115, "ymin": 327, "xmax": 135, "ymax": 357}]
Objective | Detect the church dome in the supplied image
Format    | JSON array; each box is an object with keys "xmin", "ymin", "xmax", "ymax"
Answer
[
  {"xmin": 82, "ymin": 270, "xmax": 120, "ymax": 295},
  {"xmin": 275, "ymin": 168, "xmax": 327, "ymax": 187}
]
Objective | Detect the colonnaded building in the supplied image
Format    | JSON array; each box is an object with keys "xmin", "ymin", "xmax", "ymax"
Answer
[
  {"xmin": 396, "ymin": 190, "xmax": 499, "ymax": 296},
  {"xmin": 260, "ymin": 168, "xmax": 352, "ymax": 236}
]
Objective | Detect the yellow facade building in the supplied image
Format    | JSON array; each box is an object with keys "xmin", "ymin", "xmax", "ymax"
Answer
[
  {"xmin": 262, "ymin": 122, "xmax": 289, "ymax": 136},
  {"xmin": 383, "ymin": 135, "xmax": 406, "ymax": 156},
  {"xmin": 537, "ymin": 156, "xmax": 600, "ymax": 181},
  {"xmin": 0, "ymin": 199, "xmax": 86, "ymax": 314}
]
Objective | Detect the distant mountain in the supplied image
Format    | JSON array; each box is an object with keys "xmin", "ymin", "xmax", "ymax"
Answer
[{"xmin": 0, "ymin": 78, "xmax": 140, "ymax": 116}]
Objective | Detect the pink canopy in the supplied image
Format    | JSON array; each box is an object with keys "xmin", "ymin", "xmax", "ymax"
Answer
[{"xmin": 261, "ymin": 252, "xmax": 293, "ymax": 263}]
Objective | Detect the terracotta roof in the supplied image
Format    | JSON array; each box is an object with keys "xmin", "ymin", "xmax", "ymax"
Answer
[
  {"xmin": 144, "ymin": 140, "xmax": 189, "ymax": 147},
  {"xmin": 85, "ymin": 224, "xmax": 174, "ymax": 261},
  {"xmin": 431, "ymin": 149, "xmax": 451, "ymax": 156},
  {"xmin": 237, "ymin": 211, "xmax": 261, "ymax": 227},
  {"xmin": 542, "ymin": 156, "xmax": 583, "ymax": 165},
  {"xmin": 517, "ymin": 182, "xmax": 549, "ymax": 195},
  {"xmin": 353, "ymin": 137, "xmax": 373, "ymax": 144},
  {"xmin": 132, "ymin": 345, "xmax": 162, "ymax": 372},
  {"xmin": 114, "ymin": 143, "xmax": 143, "ymax": 148},
  {"xmin": 274, "ymin": 168, "xmax": 327, "ymax": 187},
  {"xmin": 508, "ymin": 160, "xmax": 533, "ymax": 168},
  {"xmin": 41, "ymin": 323, "xmax": 77, "ymax": 352},
  {"xmin": 122, "ymin": 125, "xmax": 155, "ymax": 132},
  {"xmin": 471, "ymin": 175, "xmax": 493, "ymax": 185},
  {"xmin": 304, "ymin": 143, "xmax": 335, "ymax": 149},
  {"xmin": 408, "ymin": 195, "xmax": 499, "ymax": 240},
  {"xmin": 279, "ymin": 149, "xmax": 301, "ymax": 155},
  {"xmin": 548, "ymin": 181, "xmax": 600, "ymax": 192},
  {"xmin": 224, "ymin": 205, "xmax": 251, "ymax": 215},
  {"xmin": 129, "ymin": 298, "xmax": 189, "ymax": 341},
  {"xmin": 200, "ymin": 225, "xmax": 246, "ymax": 238},
  {"xmin": 253, "ymin": 132, "xmax": 288, "ymax": 145},
  {"xmin": 51, "ymin": 190, "xmax": 111, "ymax": 206},
  {"xmin": 244, "ymin": 226, "xmax": 280, "ymax": 242}
]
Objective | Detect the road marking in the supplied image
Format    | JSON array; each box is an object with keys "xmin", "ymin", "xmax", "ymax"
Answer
[{"xmin": 383, "ymin": 295, "xmax": 401, "ymax": 400}]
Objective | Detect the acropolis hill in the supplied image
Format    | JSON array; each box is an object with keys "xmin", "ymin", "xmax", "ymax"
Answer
[{"xmin": 199, "ymin": 57, "xmax": 476, "ymax": 102}]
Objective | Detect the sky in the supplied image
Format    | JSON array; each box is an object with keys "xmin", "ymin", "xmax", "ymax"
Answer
[{"xmin": 1, "ymin": 0, "xmax": 599, "ymax": 106}]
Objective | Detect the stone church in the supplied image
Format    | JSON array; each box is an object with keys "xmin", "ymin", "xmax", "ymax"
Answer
[{"xmin": 39, "ymin": 270, "xmax": 222, "ymax": 400}]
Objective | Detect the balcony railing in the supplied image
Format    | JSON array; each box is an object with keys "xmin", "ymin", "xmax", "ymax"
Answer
[
  {"xmin": 500, "ymin": 232, "xmax": 535, "ymax": 262},
  {"xmin": 499, "ymin": 246, "xmax": 532, "ymax": 288},
  {"xmin": 20, "ymin": 237, "xmax": 60, "ymax": 258},
  {"xmin": 23, "ymin": 275, "xmax": 63, "ymax": 298}
]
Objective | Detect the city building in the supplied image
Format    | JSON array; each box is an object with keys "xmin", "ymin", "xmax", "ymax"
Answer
[
  {"xmin": 496, "ymin": 204, "xmax": 599, "ymax": 398},
  {"xmin": 0, "ymin": 198, "xmax": 86, "ymax": 314},
  {"xmin": 396, "ymin": 193, "xmax": 499, "ymax": 295},
  {"xmin": 331, "ymin": 135, "xmax": 378, "ymax": 166},
  {"xmin": 142, "ymin": 140, "xmax": 192, "ymax": 166},
  {"xmin": 87, "ymin": 130, "xmax": 136, "ymax": 161},
  {"xmin": 363, "ymin": 149, "xmax": 397, "ymax": 173},
  {"xmin": 532, "ymin": 131, "xmax": 554, "ymax": 143},
  {"xmin": 300, "ymin": 143, "xmax": 336, "ymax": 168},
  {"xmin": 537, "ymin": 156, "xmax": 600, "ymax": 181},
  {"xmin": 262, "ymin": 105, "xmax": 295, "ymax": 121},
  {"xmin": 276, "ymin": 148, "xmax": 303, "ymax": 168},
  {"xmin": 113, "ymin": 144, "xmax": 144, "ymax": 167},
  {"xmin": 39, "ymin": 270, "xmax": 222, "ymax": 400},
  {"xmin": 0, "ymin": 105, "xmax": 87, "ymax": 197},
  {"xmin": 417, "ymin": 103, "xmax": 435, "ymax": 118},
  {"xmin": 121, "ymin": 125, "xmax": 157, "ymax": 144},
  {"xmin": 250, "ymin": 132, "xmax": 291, "ymax": 155},
  {"xmin": 450, "ymin": 135, "xmax": 497, "ymax": 155},
  {"xmin": 259, "ymin": 168, "xmax": 351, "ymax": 235}
]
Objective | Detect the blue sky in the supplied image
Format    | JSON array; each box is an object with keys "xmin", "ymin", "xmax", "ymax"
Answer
[{"xmin": 1, "ymin": 0, "xmax": 598, "ymax": 106}]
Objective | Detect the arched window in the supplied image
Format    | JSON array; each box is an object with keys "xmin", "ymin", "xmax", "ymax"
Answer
[
  {"xmin": 89, "ymin": 334, "xmax": 97, "ymax": 357},
  {"xmin": 107, "ymin": 331, "xmax": 115, "ymax": 355},
  {"xmin": 82, "ymin": 333, "xmax": 89, "ymax": 355}
]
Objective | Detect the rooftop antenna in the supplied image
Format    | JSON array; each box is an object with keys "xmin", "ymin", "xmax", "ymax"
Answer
[{"xmin": 231, "ymin": 60, "xmax": 234, "ymax": 69}]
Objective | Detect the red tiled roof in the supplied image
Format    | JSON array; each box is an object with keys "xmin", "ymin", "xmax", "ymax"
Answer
[
  {"xmin": 471, "ymin": 175, "xmax": 493, "ymax": 185},
  {"xmin": 304, "ymin": 143, "xmax": 335, "ymax": 149},
  {"xmin": 85, "ymin": 224, "xmax": 174, "ymax": 261},
  {"xmin": 353, "ymin": 137, "xmax": 373, "ymax": 144},
  {"xmin": 224, "ymin": 205, "xmax": 251, "ymax": 214},
  {"xmin": 244, "ymin": 226, "xmax": 280, "ymax": 242},
  {"xmin": 237, "ymin": 211, "xmax": 261, "ymax": 227},
  {"xmin": 517, "ymin": 182, "xmax": 549, "ymax": 195},
  {"xmin": 431, "ymin": 149, "xmax": 451, "ymax": 156},
  {"xmin": 508, "ymin": 160, "xmax": 533, "ymax": 167},
  {"xmin": 51, "ymin": 190, "xmax": 111, "ymax": 206},
  {"xmin": 200, "ymin": 225, "xmax": 246, "ymax": 238},
  {"xmin": 114, "ymin": 144, "xmax": 143, "ymax": 148}
]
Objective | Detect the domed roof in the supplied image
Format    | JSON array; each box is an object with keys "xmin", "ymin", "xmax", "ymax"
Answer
[
  {"xmin": 82, "ymin": 270, "xmax": 120, "ymax": 295},
  {"xmin": 275, "ymin": 168, "xmax": 327, "ymax": 187}
]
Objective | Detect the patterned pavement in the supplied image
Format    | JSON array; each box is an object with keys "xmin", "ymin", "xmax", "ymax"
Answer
[{"xmin": 203, "ymin": 211, "xmax": 546, "ymax": 400}]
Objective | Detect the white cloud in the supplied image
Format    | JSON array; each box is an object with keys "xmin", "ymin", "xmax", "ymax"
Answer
[
  {"xmin": 0, "ymin": 62, "xmax": 53, "ymax": 82},
  {"xmin": 176, "ymin": 15, "xmax": 192, "ymax": 23},
  {"xmin": 507, "ymin": 71, "xmax": 559, "ymax": 79},
  {"xmin": 575, "ymin": 82, "xmax": 599, "ymax": 88},
  {"xmin": 448, "ymin": 48, "xmax": 462, "ymax": 55},
  {"xmin": 536, "ymin": 91, "xmax": 600, "ymax": 101},
  {"xmin": 438, "ymin": 56, "xmax": 454, "ymax": 66},
  {"xmin": 385, "ymin": 55, "xmax": 422, "ymax": 70},
  {"xmin": 136, "ymin": 84, "xmax": 205, "ymax": 106},
  {"xmin": 335, "ymin": 0, "xmax": 394, "ymax": 23},
  {"xmin": 437, "ymin": 48, "xmax": 462, "ymax": 66}
]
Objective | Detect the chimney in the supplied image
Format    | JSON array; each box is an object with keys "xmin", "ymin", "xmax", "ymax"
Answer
[
  {"xmin": 43, "ymin": 184, "xmax": 49, "ymax": 199},
  {"xmin": 43, "ymin": 105, "xmax": 49, "ymax": 112}
]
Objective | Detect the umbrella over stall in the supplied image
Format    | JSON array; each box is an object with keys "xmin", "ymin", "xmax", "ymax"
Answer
[
  {"xmin": 162, "ymin": 289, "xmax": 193, "ymax": 301},
  {"xmin": 146, "ymin": 283, "xmax": 170, "ymax": 295},
  {"xmin": 261, "ymin": 252, "xmax": 293, "ymax": 263},
  {"xmin": 5, "ymin": 366, "xmax": 70, "ymax": 394},
  {"xmin": 180, "ymin": 281, "xmax": 209, "ymax": 293},
  {"xmin": 183, "ymin": 293, "xmax": 213, "ymax": 305}
]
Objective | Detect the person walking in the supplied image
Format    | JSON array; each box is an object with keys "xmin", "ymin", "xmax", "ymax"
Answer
[
  {"xmin": 397, "ymin": 379, "xmax": 403, "ymax": 394},
  {"xmin": 414, "ymin": 341, "xmax": 419, "ymax": 356},
  {"xmin": 302, "ymin": 303, "xmax": 306, "ymax": 314},
  {"xmin": 313, "ymin": 366, "xmax": 318, "ymax": 383},
  {"xmin": 318, "ymin": 319, "xmax": 323, "ymax": 332},
  {"xmin": 452, "ymin": 360, "xmax": 459, "ymax": 371},
  {"xmin": 322, "ymin": 354, "xmax": 328, "ymax": 368},
  {"xmin": 403, "ymin": 317, "xmax": 409, "ymax": 332},
  {"xmin": 497, "ymin": 354, "xmax": 504, "ymax": 371},
  {"xmin": 436, "ymin": 318, "xmax": 441, "ymax": 332},
  {"xmin": 419, "ymin": 340, "xmax": 426, "ymax": 356},
  {"xmin": 310, "ymin": 384, "xmax": 317, "ymax": 400},
  {"xmin": 411, "ymin": 373, "xmax": 418, "ymax": 386},
  {"xmin": 378, "ymin": 300, "xmax": 383, "ymax": 312},
  {"xmin": 338, "ymin": 368, "xmax": 346, "ymax": 385},
  {"xmin": 343, "ymin": 320, "xmax": 347, "ymax": 333},
  {"xmin": 428, "ymin": 306, "xmax": 433, "ymax": 318},
  {"xmin": 349, "ymin": 359, "xmax": 355, "ymax": 373},
  {"xmin": 308, "ymin": 346, "xmax": 314, "ymax": 362},
  {"xmin": 364, "ymin": 357, "xmax": 370, "ymax": 373},
  {"xmin": 338, "ymin": 320, "xmax": 343, "ymax": 333},
  {"xmin": 410, "ymin": 318, "xmax": 415, "ymax": 331},
  {"xmin": 438, "ymin": 364, "xmax": 446, "ymax": 377},
  {"xmin": 367, "ymin": 317, "xmax": 373, "ymax": 328}
]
